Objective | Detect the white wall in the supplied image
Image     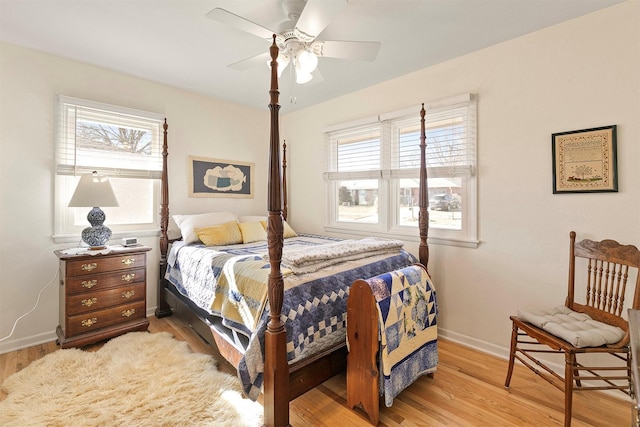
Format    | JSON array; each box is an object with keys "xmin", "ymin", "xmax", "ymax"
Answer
[
  {"xmin": 0, "ymin": 43, "xmax": 269, "ymax": 352},
  {"xmin": 1, "ymin": 1, "xmax": 638, "ymax": 362},
  {"xmin": 281, "ymin": 1, "xmax": 640, "ymax": 357}
]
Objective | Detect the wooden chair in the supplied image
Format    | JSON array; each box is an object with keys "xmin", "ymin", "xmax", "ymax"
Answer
[{"xmin": 505, "ymin": 231, "xmax": 640, "ymax": 426}]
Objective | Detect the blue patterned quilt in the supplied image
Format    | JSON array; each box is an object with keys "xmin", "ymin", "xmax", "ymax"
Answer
[{"xmin": 165, "ymin": 234, "xmax": 417, "ymax": 399}]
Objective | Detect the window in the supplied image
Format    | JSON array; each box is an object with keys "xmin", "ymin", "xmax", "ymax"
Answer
[
  {"xmin": 54, "ymin": 96, "xmax": 164, "ymax": 243},
  {"xmin": 325, "ymin": 94, "xmax": 477, "ymax": 247}
]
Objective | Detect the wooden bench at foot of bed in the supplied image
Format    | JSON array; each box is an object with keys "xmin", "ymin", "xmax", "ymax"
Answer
[{"xmin": 347, "ymin": 264, "xmax": 438, "ymax": 426}]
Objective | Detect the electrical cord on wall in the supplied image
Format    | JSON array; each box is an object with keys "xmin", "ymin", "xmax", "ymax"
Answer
[{"xmin": 0, "ymin": 267, "xmax": 60, "ymax": 342}]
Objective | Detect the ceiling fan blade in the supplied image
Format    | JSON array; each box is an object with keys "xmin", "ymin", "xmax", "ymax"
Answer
[
  {"xmin": 228, "ymin": 51, "xmax": 271, "ymax": 70},
  {"xmin": 314, "ymin": 40, "xmax": 381, "ymax": 61},
  {"xmin": 294, "ymin": 0, "xmax": 347, "ymax": 42},
  {"xmin": 206, "ymin": 8, "xmax": 274, "ymax": 40}
]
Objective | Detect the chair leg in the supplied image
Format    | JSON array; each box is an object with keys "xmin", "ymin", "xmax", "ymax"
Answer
[
  {"xmin": 505, "ymin": 321, "xmax": 518, "ymax": 388},
  {"xmin": 572, "ymin": 353, "xmax": 582, "ymax": 388},
  {"xmin": 564, "ymin": 352, "xmax": 575, "ymax": 427},
  {"xmin": 573, "ymin": 363, "xmax": 582, "ymax": 387},
  {"xmin": 628, "ymin": 350, "xmax": 633, "ymax": 393}
]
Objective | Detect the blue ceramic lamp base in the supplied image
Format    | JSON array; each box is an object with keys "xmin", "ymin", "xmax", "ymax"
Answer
[{"xmin": 81, "ymin": 207, "xmax": 112, "ymax": 248}]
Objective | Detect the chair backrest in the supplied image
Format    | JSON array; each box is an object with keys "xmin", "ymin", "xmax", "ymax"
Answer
[{"xmin": 567, "ymin": 231, "xmax": 640, "ymax": 345}]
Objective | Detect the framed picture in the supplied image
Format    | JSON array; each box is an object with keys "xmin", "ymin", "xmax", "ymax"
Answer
[
  {"xmin": 189, "ymin": 156, "xmax": 254, "ymax": 198},
  {"xmin": 552, "ymin": 125, "xmax": 618, "ymax": 193}
]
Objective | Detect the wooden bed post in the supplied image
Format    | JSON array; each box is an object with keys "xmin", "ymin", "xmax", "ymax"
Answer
[
  {"xmin": 418, "ymin": 104, "xmax": 430, "ymax": 269},
  {"xmin": 264, "ymin": 35, "xmax": 290, "ymax": 427},
  {"xmin": 156, "ymin": 119, "xmax": 172, "ymax": 318}
]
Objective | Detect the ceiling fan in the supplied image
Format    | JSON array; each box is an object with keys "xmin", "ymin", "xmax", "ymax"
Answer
[{"xmin": 206, "ymin": 0, "xmax": 381, "ymax": 84}]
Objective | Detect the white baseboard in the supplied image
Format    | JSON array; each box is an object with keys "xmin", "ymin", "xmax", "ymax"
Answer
[
  {"xmin": 439, "ymin": 327, "xmax": 511, "ymax": 361},
  {"xmin": 0, "ymin": 330, "xmax": 58, "ymax": 354}
]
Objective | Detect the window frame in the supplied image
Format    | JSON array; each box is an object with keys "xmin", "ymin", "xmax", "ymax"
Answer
[
  {"xmin": 53, "ymin": 96, "xmax": 164, "ymax": 244},
  {"xmin": 324, "ymin": 94, "xmax": 478, "ymax": 248}
]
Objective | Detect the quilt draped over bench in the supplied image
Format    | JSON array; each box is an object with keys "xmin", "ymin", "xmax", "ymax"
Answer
[{"xmin": 365, "ymin": 264, "xmax": 438, "ymax": 407}]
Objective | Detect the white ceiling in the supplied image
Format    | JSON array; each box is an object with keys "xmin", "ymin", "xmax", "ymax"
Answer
[{"xmin": 0, "ymin": 0, "xmax": 624, "ymax": 114}]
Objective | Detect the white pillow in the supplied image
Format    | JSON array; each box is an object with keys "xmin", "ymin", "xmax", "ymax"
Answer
[{"xmin": 172, "ymin": 211, "xmax": 238, "ymax": 244}]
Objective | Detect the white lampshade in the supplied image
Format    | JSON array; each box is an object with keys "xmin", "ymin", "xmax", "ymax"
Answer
[
  {"xmin": 68, "ymin": 171, "xmax": 119, "ymax": 248},
  {"xmin": 68, "ymin": 171, "xmax": 119, "ymax": 208}
]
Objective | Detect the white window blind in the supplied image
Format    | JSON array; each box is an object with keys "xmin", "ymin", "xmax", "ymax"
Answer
[
  {"xmin": 56, "ymin": 96, "xmax": 164, "ymax": 178},
  {"xmin": 327, "ymin": 97, "xmax": 476, "ymax": 179},
  {"xmin": 325, "ymin": 124, "xmax": 382, "ymax": 180},
  {"xmin": 390, "ymin": 98, "xmax": 476, "ymax": 179},
  {"xmin": 324, "ymin": 94, "xmax": 478, "ymax": 246}
]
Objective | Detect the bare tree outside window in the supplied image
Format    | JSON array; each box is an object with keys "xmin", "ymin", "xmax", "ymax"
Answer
[{"xmin": 77, "ymin": 120, "xmax": 152, "ymax": 155}]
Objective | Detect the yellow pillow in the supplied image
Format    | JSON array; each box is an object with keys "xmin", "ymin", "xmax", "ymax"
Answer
[
  {"xmin": 260, "ymin": 219, "xmax": 298, "ymax": 238},
  {"xmin": 238, "ymin": 221, "xmax": 268, "ymax": 243},
  {"xmin": 194, "ymin": 221, "xmax": 242, "ymax": 246},
  {"xmin": 283, "ymin": 220, "xmax": 297, "ymax": 238}
]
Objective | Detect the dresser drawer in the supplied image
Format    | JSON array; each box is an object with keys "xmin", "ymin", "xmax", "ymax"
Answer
[
  {"xmin": 66, "ymin": 282, "xmax": 145, "ymax": 316},
  {"xmin": 66, "ymin": 267, "xmax": 146, "ymax": 294},
  {"xmin": 65, "ymin": 300, "xmax": 146, "ymax": 336},
  {"xmin": 65, "ymin": 253, "xmax": 147, "ymax": 277}
]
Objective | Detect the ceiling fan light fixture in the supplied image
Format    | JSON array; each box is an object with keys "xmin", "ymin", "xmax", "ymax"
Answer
[
  {"xmin": 297, "ymin": 49, "xmax": 318, "ymax": 74},
  {"xmin": 294, "ymin": 65, "xmax": 313, "ymax": 84},
  {"xmin": 295, "ymin": 71, "xmax": 313, "ymax": 84},
  {"xmin": 277, "ymin": 53, "xmax": 290, "ymax": 77},
  {"xmin": 266, "ymin": 53, "xmax": 290, "ymax": 78}
]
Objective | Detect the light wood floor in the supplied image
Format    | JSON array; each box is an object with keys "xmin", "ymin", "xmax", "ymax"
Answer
[{"xmin": 1, "ymin": 316, "xmax": 631, "ymax": 426}]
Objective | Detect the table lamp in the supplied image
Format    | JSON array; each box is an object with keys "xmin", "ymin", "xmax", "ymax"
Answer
[{"xmin": 68, "ymin": 171, "xmax": 119, "ymax": 248}]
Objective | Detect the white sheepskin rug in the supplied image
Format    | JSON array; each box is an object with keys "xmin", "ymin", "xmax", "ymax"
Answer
[{"xmin": 0, "ymin": 331, "xmax": 263, "ymax": 426}]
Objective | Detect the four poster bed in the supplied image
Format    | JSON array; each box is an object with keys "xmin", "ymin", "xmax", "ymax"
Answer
[{"xmin": 155, "ymin": 37, "xmax": 433, "ymax": 427}]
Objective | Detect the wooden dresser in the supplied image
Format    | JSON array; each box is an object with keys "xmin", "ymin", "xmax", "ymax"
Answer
[{"xmin": 55, "ymin": 246, "xmax": 151, "ymax": 348}]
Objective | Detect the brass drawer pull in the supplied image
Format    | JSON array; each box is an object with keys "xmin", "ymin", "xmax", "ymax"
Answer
[
  {"xmin": 122, "ymin": 258, "xmax": 136, "ymax": 266},
  {"xmin": 122, "ymin": 309, "xmax": 135, "ymax": 317},
  {"xmin": 122, "ymin": 290, "xmax": 135, "ymax": 299},
  {"xmin": 81, "ymin": 317, "xmax": 98, "ymax": 327},
  {"xmin": 122, "ymin": 273, "xmax": 136, "ymax": 282},
  {"xmin": 81, "ymin": 298, "xmax": 98, "ymax": 307},
  {"xmin": 82, "ymin": 280, "xmax": 97, "ymax": 289},
  {"xmin": 81, "ymin": 262, "xmax": 98, "ymax": 272}
]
